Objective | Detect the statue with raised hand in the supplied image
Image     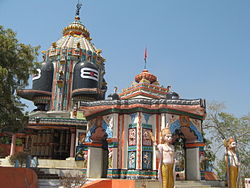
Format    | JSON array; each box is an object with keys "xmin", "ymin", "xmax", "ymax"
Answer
[
  {"xmin": 224, "ymin": 138, "xmax": 240, "ymax": 188},
  {"xmin": 150, "ymin": 128, "xmax": 175, "ymax": 188}
]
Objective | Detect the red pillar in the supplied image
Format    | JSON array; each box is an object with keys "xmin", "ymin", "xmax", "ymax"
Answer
[
  {"xmin": 70, "ymin": 130, "xmax": 76, "ymax": 158},
  {"xmin": 10, "ymin": 134, "xmax": 16, "ymax": 156}
]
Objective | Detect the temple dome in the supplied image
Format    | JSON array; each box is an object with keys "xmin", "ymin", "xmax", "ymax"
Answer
[
  {"xmin": 135, "ymin": 69, "xmax": 157, "ymax": 84},
  {"xmin": 48, "ymin": 16, "xmax": 100, "ymax": 54},
  {"xmin": 63, "ymin": 16, "xmax": 90, "ymax": 38}
]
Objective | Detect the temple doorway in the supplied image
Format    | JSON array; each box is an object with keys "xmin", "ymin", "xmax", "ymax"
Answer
[
  {"xmin": 26, "ymin": 129, "xmax": 71, "ymax": 160},
  {"xmin": 169, "ymin": 116, "xmax": 204, "ymax": 181}
]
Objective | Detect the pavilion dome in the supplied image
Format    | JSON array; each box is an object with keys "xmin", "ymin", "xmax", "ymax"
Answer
[{"xmin": 135, "ymin": 69, "xmax": 157, "ymax": 84}]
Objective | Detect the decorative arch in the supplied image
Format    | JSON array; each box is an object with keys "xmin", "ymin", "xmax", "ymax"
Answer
[
  {"xmin": 170, "ymin": 120, "xmax": 181, "ymax": 134},
  {"xmin": 169, "ymin": 120, "xmax": 203, "ymax": 142},
  {"xmin": 85, "ymin": 125, "xmax": 97, "ymax": 142},
  {"xmin": 85, "ymin": 120, "xmax": 113, "ymax": 143},
  {"xmin": 189, "ymin": 121, "xmax": 203, "ymax": 142},
  {"xmin": 102, "ymin": 120, "xmax": 113, "ymax": 139}
]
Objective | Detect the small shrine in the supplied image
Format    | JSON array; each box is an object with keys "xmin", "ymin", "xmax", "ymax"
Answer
[{"xmin": 80, "ymin": 69, "xmax": 206, "ymax": 180}]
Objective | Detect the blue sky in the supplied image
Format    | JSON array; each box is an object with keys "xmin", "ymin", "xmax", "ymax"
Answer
[{"xmin": 1, "ymin": 0, "xmax": 250, "ymax": 117}]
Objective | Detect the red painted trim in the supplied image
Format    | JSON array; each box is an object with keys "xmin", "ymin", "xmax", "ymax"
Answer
[
  {"xmin": 83, "ymin": 142, "xmax": 102, "ymax": 147},
  {"xmin": 185, "ymin": 142, "xmax": 205, "ymax": 148},
  {"xmin": 137, "ymin": 112, "xmax": 142, "ymax": 169},
  {"xmin": 50, "ymin": 62, "xmax": 58, "ymax": 110},
  {"xmin": 80, "ymin": 103, "xmax": 205, "ymax": 119},
  {"xmin": 18, "ymin": 90, "xmax": 51, "ymax": 95},
  {"xmin": 117, "ymin": 115, "xmax": 121, "ymax": 168},
  {"xmin": 67, "ymin": 60, "xmax": 73, "ymax": 110},
  {"xmin": 120, "ymin": 85, "xmax": 167, "ymax": 97},
  {"xmin": 106, "ymin": 138, "xmax": 118, "ymax": 143},
  {"xmin": 121, "ymin": 114, "xmax": 125, "ymax": 168},
  {"xmin": 156, "ymin": 114, "xmax": 160, "ymax": 170},
  {"xmin": 120, "ymin": 83, "xmax": 168, "ymax": 94}
]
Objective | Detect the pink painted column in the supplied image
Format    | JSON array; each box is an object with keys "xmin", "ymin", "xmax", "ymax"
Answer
[
  {"xmin": 10, "ymin": 134, "xmax": 16, "ymax": 156},
  {"xmin": 70, "ymin": 130, "xmax": 76, "ymax": 158}
]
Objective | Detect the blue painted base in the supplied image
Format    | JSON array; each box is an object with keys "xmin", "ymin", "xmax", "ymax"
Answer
[{"xmin": 107, "ymin": 169, "xmax": 157, "ymax": 179}]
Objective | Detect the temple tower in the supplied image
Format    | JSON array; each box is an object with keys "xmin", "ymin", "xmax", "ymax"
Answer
[{"xmin": 18, "ymin": 3, "xmax": 107, "ymax": 160}]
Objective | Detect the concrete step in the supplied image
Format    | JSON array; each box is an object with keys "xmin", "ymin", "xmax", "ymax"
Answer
[
  {"xmin": 33, "ymin": 168, "xmax": 60, "ymax": 180},
  {"xmin": 38, "ymin": 179, "xmax": 61, "ymax": 188},
  {"xmin": 175, "ymin": 180, "xmax": 225, "ymax": 188},
  {"xmin": 175, "ymin": 185, "xmax": 211, "ymax": 187},
  {"xmin": 38, "ymin": 174, "xmax": 60, "ymax": 179}
]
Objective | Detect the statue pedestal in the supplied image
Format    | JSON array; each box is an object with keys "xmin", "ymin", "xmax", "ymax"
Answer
[{"xmin": 86, "ymin": 143, "xmax": 104, "ymax": 178}]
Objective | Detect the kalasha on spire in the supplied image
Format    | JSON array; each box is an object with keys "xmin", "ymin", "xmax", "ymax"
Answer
[
  {"xmin": 62, "ymin": 2, "xmax": 90, "ymax": 38},
  {"xmin": 135, "ymin": 69, "xmax": 157, "ymax": 84},
  {"xmin": 50, "ymin": 1, "xmax": 104, "ymax": 56}
]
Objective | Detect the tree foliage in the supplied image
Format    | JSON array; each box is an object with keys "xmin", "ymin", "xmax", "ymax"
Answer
[
  {"xmin": 0, "ymin": 26, "xmax": 39, "ymax": 132},
  {"xmin": 202, "ymin": 137, "xmax": 216, "ymax": 171},
  {"xmin": 203, "ymin": 101, "xmax": 250, "ymax": 178}
]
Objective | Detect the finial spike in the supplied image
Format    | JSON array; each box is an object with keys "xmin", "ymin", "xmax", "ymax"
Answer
[
  {"xmin": 76, "ymin": 0, "xmax": 83, "ymax": 17},
  {"xmin": 144, "ymin": 48, "xmax": 148, "ymax": 69}
]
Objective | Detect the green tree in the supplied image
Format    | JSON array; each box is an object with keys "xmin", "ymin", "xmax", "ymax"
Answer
[
  {"xmin": 202, "ymin": 137, "xmax": 216, "ymax": 171},
  {"xmin": 0, "ymin": 26, "xmax": 39, "ymax": 132},
  {"xmin": 203, "ymin": 102, "xmax": 250, "ymax": 179}
]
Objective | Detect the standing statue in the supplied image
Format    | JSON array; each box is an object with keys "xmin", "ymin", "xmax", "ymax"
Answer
[
  {"xmin": 224, "ymin": 137, "xmax": 240, "ymax": 188},
  {"xmin": 150, "ymin": 128, "xmax": 175, "ymax": 188}
]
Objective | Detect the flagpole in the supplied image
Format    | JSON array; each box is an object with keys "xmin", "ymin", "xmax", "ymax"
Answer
[{"xmin": 144, "ymin": 48, "xmax": 147, "ymax": 69}]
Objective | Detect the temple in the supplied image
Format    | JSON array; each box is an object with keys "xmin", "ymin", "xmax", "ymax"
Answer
[
  {"xmin": 80, "ymin": 69, "xmax": 206, "ymax": 180},
  {"xmin": 2, "ymin": 3, "xmax": 208, "ymax": 182},
  {"xmin": 17, "ymin": 4, "xmax": 106, "ymax": 160}
]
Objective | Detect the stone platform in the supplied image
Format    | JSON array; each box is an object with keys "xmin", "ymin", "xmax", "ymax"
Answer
[{"xmin": 82, "ymin": 179, "xmax": 225, "ymax": 188}]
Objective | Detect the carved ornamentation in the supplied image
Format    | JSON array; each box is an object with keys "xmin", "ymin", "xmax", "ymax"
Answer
[
  {"xmin": 128, "ymin": 128, "xmax": 136, "ymax": 146},
  {"xmin": 142, "ymin": 128, "xmax": 152, "ymax": 146},
  {"xmin": 128, "ymin": 151, "xmax": 136, "ymax": 169},
  {"xmin": 142, "ymin": 151, "xmax": 152, "ymax": 170},
  {"xmin": 180, "ymin": 116, "xmax": 190, "ymax": 127}
]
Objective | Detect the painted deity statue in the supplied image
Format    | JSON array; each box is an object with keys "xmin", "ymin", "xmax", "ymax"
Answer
[
  {"xmin": 150, "ymin": 128, "xmax": 175, "ymax": 188},
  {"xmin": 224, "ymin": 138, "xmax": 240, "ymax": 188}
]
